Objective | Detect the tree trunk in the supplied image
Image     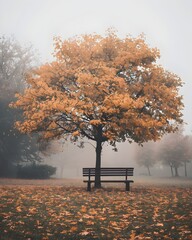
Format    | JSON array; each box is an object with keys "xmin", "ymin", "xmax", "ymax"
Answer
[
  {"xmin": 60, "ymin": 166, "xmax": 64, "ymax": 178},
  {"xmin": 95, "ymin": 140, "xmax": 102, "ymax": 188},
  {"xmin": 169, "ymin": 163, "xmax": 174, "ymax": 177},
  {"xmin": 184, "ymin": 162, "xmax": 187, "ymax": 177},
  {"xmin": 174, "ymin": 167, "xmax": 179, "ymax": 177},
  {"xmin": 147, "ymin": 166, "xmax": 151, "ymax": 176}
]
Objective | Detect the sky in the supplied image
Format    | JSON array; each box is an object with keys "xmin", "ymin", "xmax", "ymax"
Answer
[{"xmin": 0, "ymin": 0, "xmax": 191, "ymax": 131}]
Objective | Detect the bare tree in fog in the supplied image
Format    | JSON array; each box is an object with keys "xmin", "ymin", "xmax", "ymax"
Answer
[
  {"xmin": 0, "ymin": 36, "xmax": 41, "ymax": 177},
  {"xmin": 12, "ymin": 31, "xmax": 183, "ymax": 188},
  {"xmin": 183, "ymin": 135, "xmax": 192, "ymax": 176},
  {"xmin": 157, "ymin": 129, "xmax": 192, "ymax": 177},
  {"xmin": 135, "ymin": 142, "xmax": 157, "ymax": 176}
]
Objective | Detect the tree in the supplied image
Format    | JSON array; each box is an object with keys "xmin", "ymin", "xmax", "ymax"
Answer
[
  {"xmin": 157, "ymin": 130, "xmax": 191, "ymax": 177},
  {"xmin": 12, "ymin": 30, "xmax": 183, "ymax": 187},
  {"xmin": 183, "ymin": 135, "xmax": 192, "ymax": 176},
  {"xmin": 0, "ymin": 36, "xmax": 41, "ymax": 177},
  {"xmin": 0, "ymin": 36, "xmax": 34, "ymax": 97},
  {"xmin": 135, "ymin": 142, "xmax": 157, "ymax": 176}
]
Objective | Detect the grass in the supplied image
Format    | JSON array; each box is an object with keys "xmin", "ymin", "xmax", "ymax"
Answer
[{"xmin": 0, "ymin": 179, "xmax": 192, "ymax": 239}]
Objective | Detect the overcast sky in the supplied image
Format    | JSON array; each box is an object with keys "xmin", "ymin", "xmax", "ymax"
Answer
[{"xmin": 1, "ymin": 0, "xmax": 192, "ymax": 133}]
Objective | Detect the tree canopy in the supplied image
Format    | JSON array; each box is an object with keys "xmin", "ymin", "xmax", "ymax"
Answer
[{"xmin": 11, "ymin": 30, "xmax": 184, "ymax": 186}]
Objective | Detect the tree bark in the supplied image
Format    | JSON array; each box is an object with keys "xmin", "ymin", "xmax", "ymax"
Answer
[
  {"xmin": 169, "ymin": 163, "xmax": 174, "ymax": 177},
  {"xmin": 184, "ymin": 162, "xmax": 187, "ymax": 177},
  {"xmin": 147, "ymin": 166, "xmax": 151, "ymax": 176},
  {"xmin": 94, "ymin": 125, "xmax": 103, "ymax": 188},
  {"xmin": 95, "ymin": 139, "xmax": 102, "ymax": 188},
  {"xmin": 174, "ymin": 167, "xmax": 179, "ymax": 177}
]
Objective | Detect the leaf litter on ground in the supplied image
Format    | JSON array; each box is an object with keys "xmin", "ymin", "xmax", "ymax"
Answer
[{"xmin": 0, "ymin": 185, "xmax": 192, "ymax": 239}]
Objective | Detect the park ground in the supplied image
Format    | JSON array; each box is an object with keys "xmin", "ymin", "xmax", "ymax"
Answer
[{"xmin": 0, "ymin": 177, "xmax": 192, "ymax": 240}]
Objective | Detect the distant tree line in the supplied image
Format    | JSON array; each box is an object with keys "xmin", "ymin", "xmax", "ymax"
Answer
[{"xmin": 135, "ymin": 129, "xmax": 192, "ymax": 177}]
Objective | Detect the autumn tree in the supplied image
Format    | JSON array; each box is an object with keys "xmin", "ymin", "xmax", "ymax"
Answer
[
  {"xmin": 0, "ymin": 36, "xmax": 41, "ymax": 176},
  {"xmin": 12, "ymin": 30, "xmax": 183, "ymax": 187}
]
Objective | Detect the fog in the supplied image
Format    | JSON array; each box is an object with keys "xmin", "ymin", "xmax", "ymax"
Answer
[{"xmin": 42, "ymin": 141, "xmax": 192, "ymax": 179}]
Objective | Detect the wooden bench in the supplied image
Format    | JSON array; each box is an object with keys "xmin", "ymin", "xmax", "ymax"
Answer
[{"xmin": 83, "ymin": 167, "xmax": 134, "ymax": 191}]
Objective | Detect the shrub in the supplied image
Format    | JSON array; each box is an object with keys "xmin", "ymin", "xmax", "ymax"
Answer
[{"xmin": 17, "ymin": 164, "xmax": 56, "ymax": 179}]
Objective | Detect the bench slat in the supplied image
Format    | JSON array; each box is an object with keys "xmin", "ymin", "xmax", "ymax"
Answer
[
  {"xmin": 83, "ymin": 168, "xmax": 134, "ymax": 172},
  {"xmin": 83, "ymin": 168, "xmax": 134, "ymax": 170},
  {"xmin": 84, "ymin": 180, "xmax": 134, "ymax": 183},
  {"xmin": 83, "ymin": 174, "xmax": 133, "ymax": 177}
]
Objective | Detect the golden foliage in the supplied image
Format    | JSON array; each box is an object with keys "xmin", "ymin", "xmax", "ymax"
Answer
[{"xmin": 11, "ymin": 30, "xmax": 183, "ymax": 145}]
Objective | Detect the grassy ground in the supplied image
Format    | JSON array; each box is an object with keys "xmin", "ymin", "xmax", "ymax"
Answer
[{"xmin": 0, "ymin": 178, "xmax": 192, "ymax": 240}]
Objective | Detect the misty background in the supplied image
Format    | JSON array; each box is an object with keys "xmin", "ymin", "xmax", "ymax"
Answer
[{"xmin": 0, "ymin": 0, "xmax": 192, "ymax": 179}]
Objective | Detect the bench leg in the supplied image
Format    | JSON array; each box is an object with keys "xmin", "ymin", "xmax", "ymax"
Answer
[
  {"xmin": 125, "ymin": 182, "xmax": 130, "ymax": 191},
  {"xmin": 87, "ymin": 181, "xmax": 91, "ymax": 191}
]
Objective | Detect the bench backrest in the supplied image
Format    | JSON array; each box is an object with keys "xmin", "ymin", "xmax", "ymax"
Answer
[{"xmin": 83, "ymin": 168, "xmax": 134, "ymax": 177}]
